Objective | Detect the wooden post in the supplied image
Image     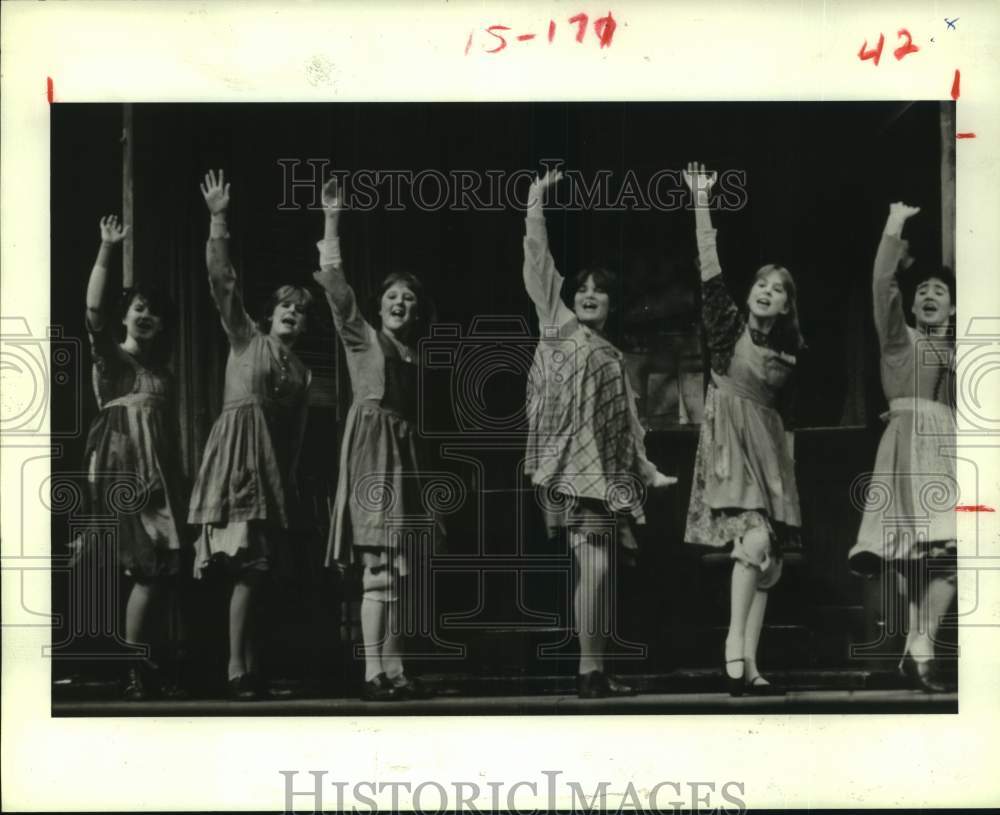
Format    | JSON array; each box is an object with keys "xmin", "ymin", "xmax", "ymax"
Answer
[
  {"xmin": 122, "ymin": 103, "xmax": 134, "ymax": 287},
  {"xmin": 940, "ymin": 102, "xmax": 956, "ymax": 269}
]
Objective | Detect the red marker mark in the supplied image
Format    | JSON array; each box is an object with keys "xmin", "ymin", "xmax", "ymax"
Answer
[
  {"xmin": 858, "ymin": 34, "xmax": 885, "ymax": 66},
  {"xmin": 951, "ymin": 69, "xmax": 960, "ymax": 100},
  {"xmin": 517, "ymin": 33, "xmax": 536, "ymax": 41},
  {"xmin": 569, "ymin": 13, "xmax": 589, "ymax": 43},
  {"xmin": 893, "ymin": 28, "xmax": 919, "ymax": 60},
  {"xmin": 46, "ymin": 76, "xmax": 54, "ymax": 104},
  {"xmin": 485, "ymin": 25, "xmax": 510, "ymax": 53},
  {"xmin": 465, "ymin": 32, "xmax": 473, "ymax": 56},
  {"xmin": 957, "ymin": 132, "xmax": 977, "ymax": 139},
  {"xmin": 548, "ymin": 20, "xmax": 556, "ymax": 42},
  {"xmin": 956, "ymin": 504, "xmax": 994, "ymax": 512},
  {"xmin": 595, "ymin": 11, "xmax": 617, "ymax": 47}
]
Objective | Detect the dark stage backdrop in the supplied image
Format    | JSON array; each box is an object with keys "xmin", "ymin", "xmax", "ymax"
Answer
[{"xmin": 49, "ymin": 102, "xmax": 950, "ymax": 683}]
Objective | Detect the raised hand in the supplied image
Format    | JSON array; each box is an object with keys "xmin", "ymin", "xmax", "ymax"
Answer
[
  {"xmin": 682, "ymin": 161, "xmax": 717, "ymax": 203},
  {"xmin": 200, "ymin": 169, "xmax": 231, "ymax": 215},
  {"xmin": 885, "ymin": 201, "xmax": 921, "ymax": 238},
  {"xmin": 322, "ymin": 176, "xmax": 342, "ymax": 216},
  {"xmin": 888, "ymin": 202, "xmax": 921, "ymax": 221},
  {"xmin": 527, "ymin": 167, "xmax": 565, "ymax": 211},
  {"xmin": 99, "ymin": 215, "xmax": 129, "ymax": 244}
]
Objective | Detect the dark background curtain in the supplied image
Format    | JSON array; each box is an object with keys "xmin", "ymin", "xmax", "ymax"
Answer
[{"xmin": 50, "ymin": 101, "xmax": 948, "ymax": 682}]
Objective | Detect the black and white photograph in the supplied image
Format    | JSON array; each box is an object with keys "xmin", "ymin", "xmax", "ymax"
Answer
[
  {"xmin": 47, "ymin": 100, "xmax": 961, "ymax": 714},
  {"xmin": 3, "ymin": 1, "xmax": 999, "ymax": 812}
]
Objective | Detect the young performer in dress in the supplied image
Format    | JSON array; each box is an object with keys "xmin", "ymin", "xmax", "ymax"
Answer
[
  {"xmin": 187, "ymin": 170, "xmax": 313, "ymax": 700},
  {"xmin": 83, "ymin": 215, "xmax": 187, "ymax": 700},
  {"xmin": 848, "ymin": 202, "xmax": 957, "ymax": 693},
  {"xmin": 314, "ymin": 176, "xmax": 438, "ymax": 702},
  {"xmin": 522, "ymin": 168, "xmax": 676, "ymax": 699},
  {"xmin": 681, "ymin": 163, "xmax": 805, "ymax": 697}
]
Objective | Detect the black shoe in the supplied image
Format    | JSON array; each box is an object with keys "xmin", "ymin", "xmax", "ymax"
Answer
[
  {"xmin": 900, "ymin": 655, "xmax": 950, "ymax": 693},
  {"xmin": 744, "ymin": 674, "xmax": 786, "ymax": 697},
  {"xmin": 361, "ymin": 673, "xmax": 402, "ymax": 702},
  {"xmin": 577, "ymin": 671, "xmax": 637, "ymax": 699},
  {"xmin": 390, "ymin": 674, "xmax": 433, "ymax": 700},
  {"xmin": 159, "ymin": 678, "xmax": 190, "ymax": 700},
  {"xmin": 123, "ymin": 667, "xmax": 149, "ymax": 701},
  {"xmin": 123, "ymin": 659, "xmax": 161, "ymax": 701},
  {"xmin": 247, "ymin": 673, "xmax": 285, "ymax": 700},
  {"xmin": 724, "ymin": 658, "xmax": 745, "ymax": 698},
  {"xmin": 228, "ymin": 673, "xmax": 259, "ymax": 701}
]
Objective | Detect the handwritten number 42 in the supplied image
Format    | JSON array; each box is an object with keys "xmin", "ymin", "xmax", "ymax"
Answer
[{"xmin": 859, "ymin": 28, "xmax": 919, "ymax": 66}]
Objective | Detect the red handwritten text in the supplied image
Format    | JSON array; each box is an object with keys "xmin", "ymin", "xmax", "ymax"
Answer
[
  {"xmin": 467, "ymin": 11, "xmax": 617, "ymax": 55},
  {"xmin": 859, "ymin": 29, "xmax": 921, "ymax": 66}
]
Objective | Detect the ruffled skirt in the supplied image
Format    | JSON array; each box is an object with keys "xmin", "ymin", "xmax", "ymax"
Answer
[
  {"xmin": 849, "ymin": 398, "xmax": 957, "ymax": 575},
  {"xmin": 684, "ymin": 383, "xmax": 800, "ymax": 549},
  {"xmin": 326, "ymin": 402, "xmax": 443, "ymax": 570},
  {"xmin": 83, "ymin": 398, "xmax": 185, "ymax": 579}
]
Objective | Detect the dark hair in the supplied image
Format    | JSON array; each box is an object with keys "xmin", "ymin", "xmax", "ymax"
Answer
[
  {"xmin": 259, "ymin": 284, "xmax": 314, "ymax": 334},
  {"xmin": 118, "ymin": 282, "xmax": 176, "ymax": 367},
  {"xmin": 748, "ymin": 264, "xmax": 806, "ymax": 354},
  {"xmin": 370, "ymin": 271, "xmax": 436, "ymax": 339},
  {"xmin": 571, "ymin": 266, "xmax": 621, "ymax": 311},
  {"xmin": 908, "ymin": 264, "xmax": 956, "ymax": 306}
]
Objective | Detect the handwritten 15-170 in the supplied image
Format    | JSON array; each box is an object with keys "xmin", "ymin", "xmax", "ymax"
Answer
[{"xmin": 466, "ymin": 11, "xmax": 617, "ymax": 55}]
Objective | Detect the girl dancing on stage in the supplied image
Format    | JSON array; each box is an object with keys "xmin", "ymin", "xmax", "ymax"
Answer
[
  {"xmin": 315, "ymin": 176, "xmax": 438, "ymax": 702},
  {"xmin": 83, "ymin": 214, "xmax": 187, "ymax": 700},
  {"xmin": 848, "ymin": 202, "xmax": 957, "ymax": 693},
  {"xmin": 188, "ymin": 170, "xmax": 313, "ymax": 700},
  {"xmin": 522, "ymin": 168, "xmax": 675, "ymax": 699},
  {"xmin": 681, "ymin": 162, "xmax": 804, "ymax": 697}
]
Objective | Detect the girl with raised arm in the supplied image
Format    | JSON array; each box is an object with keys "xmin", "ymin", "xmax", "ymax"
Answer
[
  {"xmin": 83, "ymin": 215, "xmax": 186, "ymax": 700},
  {"xmin": 848, "ymin": 203, "xmax": 956, "ymax": 693},
  {"xmin": 522, "ymin": 168, "xmax": 675, "ymax": 699},
  {"xmin": 314, "ymin": 176, "xmax": 437, "ymax": 702},
  {"xmin": 187, "ymin": 170, "xmax": 313, "ymax": 701},
  {"xmin": 682, "ymin": 162, "xmax": 804, "ymax": 697}
]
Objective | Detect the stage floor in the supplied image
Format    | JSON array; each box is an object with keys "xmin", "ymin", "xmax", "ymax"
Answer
[{"xmin": 54, "ymin": 679, "xmax": 957, "ymax": 716}]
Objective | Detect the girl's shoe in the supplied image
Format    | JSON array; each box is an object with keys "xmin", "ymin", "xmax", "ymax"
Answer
[
  {"xmin": 123, "ymin": 667, "xmax": 149, "ymax": 701},
  {"xmin": 724, "ymin": 658, "xmax": 745, "ymax": 697},
  {"xmin": 228, "ymin": 673, "xmax": 259, "ymax": 701},
  {"xmin": 744, "ymin": 674, "xmax": 786, "ymax": 696},
  {"xmin": 361, "ymin": 672, "xmax": 402, "ymax": 702},
  {"xmin": 900, "ymin": 654, "xmax": 950, "ymax": 694},
  {"xmin": 577, "ymin": 670, "xmax": 636, "ymax": 699},
  {"xmin": 390, "ymin": 674, "xmax": 433, "ymax": 700},
  {"xmin": 123, "ymin": 659, "xmax": 161, "ymax": 701}
]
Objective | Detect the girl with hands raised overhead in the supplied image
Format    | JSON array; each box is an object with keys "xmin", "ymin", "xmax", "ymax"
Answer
[
  {"xmin": 187, "ymin": 169, "xmax": 313, "ymax": 701},
  {"xmin": 522, "ymin": 167, "xmax": 676, "ymax": 700},
  {"xmin": 314, "ymin": 175, "xmax": 439, "ymax": 702},
  {"xmin": 82, "ymin": 214, "xmax": 187, "ymax": 700},
  {"xmin": 681, "ymin": 162, "xmax": 805, "ymax": 697},
  {"xmin": 848, "ymin": 202, "xmax": 957, "ymax": 693}
]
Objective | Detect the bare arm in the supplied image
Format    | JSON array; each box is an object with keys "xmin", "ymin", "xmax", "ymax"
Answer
[
  {"xmin": 200, "ymin": 169, "xmax": 254, "ymax": 350},
  {"xmin": 523, "ymin": 169, "xmax": 575, "ymax": 328},
  {"xmin": 86, "ymin": 216, "xmax": 129, "ymax": 333}
]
